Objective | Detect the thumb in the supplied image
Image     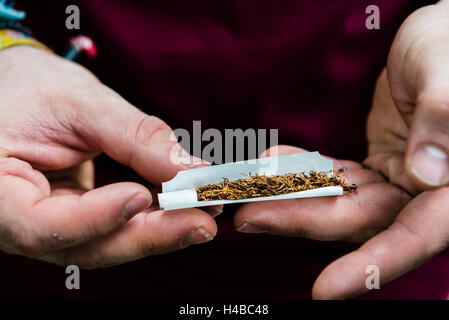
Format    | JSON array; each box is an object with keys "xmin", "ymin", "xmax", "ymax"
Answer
[
  {"xmin": 405, "ymin": 83, "xmax": 449, "ymax": 189},
  {"xmin": 387, "ymin": 2, "xmax": 449, "ymax": 190},
  {"xmin": 77, "ymin": 86, "xmax": 204, "ymax": 185}
]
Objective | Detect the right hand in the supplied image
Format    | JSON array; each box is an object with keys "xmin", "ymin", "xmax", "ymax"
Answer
[{"xmin": 0, "ymin": 45, "xmax": 219, "ymax": 268}]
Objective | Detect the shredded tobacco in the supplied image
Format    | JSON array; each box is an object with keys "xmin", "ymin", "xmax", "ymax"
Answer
[{"xmin": 196, "ymin": 171, "xmax": 357, "ymax": 201}]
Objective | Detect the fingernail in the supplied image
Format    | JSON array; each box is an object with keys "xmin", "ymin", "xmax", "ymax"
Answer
[
  {"xmin": 411, "ymin": 145, "xmax": 449, "ymax": 186},
  {"xmin": 123, "ymin": 192, "xmax": 152, "ymax": 219},
  {"xmin": 183, "ymin": 156, "xmax": 210, "ymax": 168},
  {"xmin": 236, "ymin": 222, "xmax": 266, "ymax": 234},
  {"xmin": 176, "ymin": 153, "xmax": 210, "ymax": 169},
  {"xmin": 182, "ymin": 228, "xmax": 213, "ymax": 247},
  {"xmin": 170, "ymin": 145, "xmax": 210, "ymax": 168}
]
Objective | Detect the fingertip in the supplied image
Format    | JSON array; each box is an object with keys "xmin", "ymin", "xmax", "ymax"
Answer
[
  {"xmin": 123, "ymin": 192, "xmax": 152, "ymax": 220},
  {"xmin": 182, "ymin": 227, "xmax": 214, "ymax": 247},
  {"xmin": 79, "ymin": 182, "xmax": 153, "ymax": 225},
  {"xmin": 311, "ymin": 268, "xmax": 342, "ymax": 300},
  {"xmin": 166, "ymin": 208, "xmax": 217, "ymax": 248},
  {"xmin": 202, "ymin": 204, "xmax": 224, "ymax": 218},
  {"xmin": 234, "ymin": 202, "xmax": 276, "ymax": 234},
  {"xmin": 311, "ymin": 280, "xmax": 326, "ymax": 300},
  {"xmin": 312, "ymin": 265, "xmax": 351, "ymax": 300},
  {"xmin": 233, "ymin": 206, "xmax": 247, "ymax": 228},
  {"xmin": 192, "ymin": 208, "xmax": 218, "ymax": 238},
  {"xmin": 233, "ymin": 202, "xmax": 263, "ymax": 229},
  {"xmin": 260, "ymin": 145, "xmax": 308, "ymax": 158},
  {"xmin": 105, "ymin": 182, "xmax": 152, "ymax": 202},
  {"xmin": 168, "ymin": 207, "xmax": 218, "ymax": 238}
]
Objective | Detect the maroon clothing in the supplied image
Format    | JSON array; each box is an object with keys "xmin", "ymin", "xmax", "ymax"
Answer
[{"xmin": 2, "ymin": 0, "xmax": 448, "ymax": 299}]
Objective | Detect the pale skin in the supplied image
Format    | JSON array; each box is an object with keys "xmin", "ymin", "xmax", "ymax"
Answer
[
  {"xmin": 236, "ymin": 1, "xmax": 449, "ymax": 299},
  {"xmin": 0, "ymin": 45, "xmax": 222, "ymax": 269},
  {"xmin": 1, "ymin": 1, "xmax": 449, "ymax": 299}
]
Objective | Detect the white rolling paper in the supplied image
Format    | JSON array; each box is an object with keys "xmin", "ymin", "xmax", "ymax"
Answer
[{"xmin": 158, "ymin": 151, "xmax": 343, "ymax": 211}]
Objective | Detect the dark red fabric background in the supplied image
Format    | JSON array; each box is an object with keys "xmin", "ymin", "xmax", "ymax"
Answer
[{"xmin": 1, "ymin": 0, "xmax": 448, "ymax": 300}]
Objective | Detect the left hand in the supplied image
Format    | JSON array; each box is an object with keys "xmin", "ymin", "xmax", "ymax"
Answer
[
  {"xmin": 365, "ymin": 0, "xmax": 449, "ymax": 193},
  {"xmin": 236, "ymin": 143, "xmax": 449, "ymax": 300},
  {"xmin": 236, "ymin": 1, "xmax": 449, "ymax": 299},
  {"xmin": 234, "ymin": 145, "xmax": 413, "ymax": 299}
]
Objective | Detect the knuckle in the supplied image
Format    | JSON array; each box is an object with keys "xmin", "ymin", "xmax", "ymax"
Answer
[
  {"xmin": 127, "ymin": 116, "xmax": 174, "ymax": 167},
  {"xmin": 134, "ymin": 116, "xmax": 172, "ymax": 145},
  {"xmin": 0, "ymin": 157, "xmax": 32, "ymax": 175},
  {"xmin": 394, "ymin": 219, "xmax": 427, "ymax": 250},
  {"xmin": 417, "ymin": 99, "xmax": 449, "ymax": 130}
]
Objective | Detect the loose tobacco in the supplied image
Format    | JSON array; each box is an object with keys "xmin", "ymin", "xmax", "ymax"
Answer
[{"xmin": 196, "ymin": 171, "xmax": 357, "ymax": 201}]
